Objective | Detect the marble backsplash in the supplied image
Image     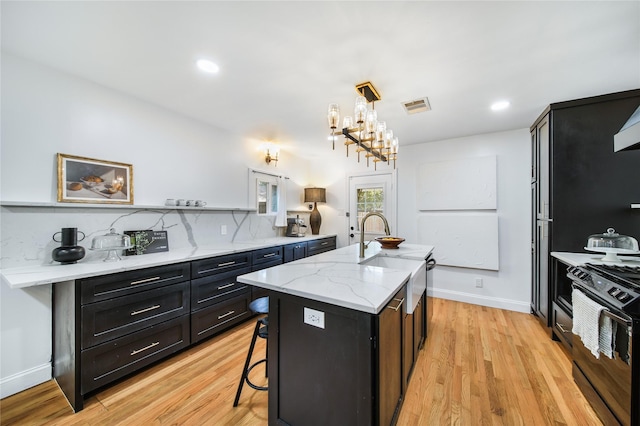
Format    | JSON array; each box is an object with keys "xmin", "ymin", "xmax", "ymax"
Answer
[{"xmin": 0, "ymin": 205, "xmax": 293, "ymax": 269}]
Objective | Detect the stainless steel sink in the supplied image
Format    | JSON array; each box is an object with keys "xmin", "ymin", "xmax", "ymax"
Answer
[{"xmin": 360, "ymin": 256, "xmax": 426, "ymax": 314}]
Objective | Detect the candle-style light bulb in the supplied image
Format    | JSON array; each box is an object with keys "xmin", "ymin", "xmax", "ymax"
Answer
[{"xmin": 327, "ymin": 104, "xmax": 340, "ymax": 129}]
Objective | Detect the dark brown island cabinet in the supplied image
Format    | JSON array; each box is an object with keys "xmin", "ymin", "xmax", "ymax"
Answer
[
  {"xmin": 530, "ymin": 89, "xmax": 640, "ymax": 332},
  {"xmin": 267, "ymin": 285, "xmax": 410, "ymax": 426},
  {"xmin": 53, "ymin": 236, "xmax": 336, "ymax": 412}
]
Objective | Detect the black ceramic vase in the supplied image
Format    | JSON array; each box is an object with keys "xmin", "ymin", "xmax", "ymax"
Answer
[{"xmin": 52, "ymin": 227, "xmax": 86, "ymax": 264}]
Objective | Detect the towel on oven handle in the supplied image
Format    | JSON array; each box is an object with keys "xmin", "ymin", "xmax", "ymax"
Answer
[{"xmin": 572, "ymin": 288, "xmax": 615, "ymax": 359}]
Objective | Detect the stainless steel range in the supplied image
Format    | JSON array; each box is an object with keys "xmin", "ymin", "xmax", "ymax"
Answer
[{"xmin": 567, "ymin": 263, "xmax": 640, "ymax": 426}]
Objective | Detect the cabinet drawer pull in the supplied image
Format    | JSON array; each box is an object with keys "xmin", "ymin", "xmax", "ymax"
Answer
[
  {"xmin": 218, "ymin": 310, "xmax": 236, "ymax": 320},
  {"xmin": 263, "ymin": 253, "xmax": 276, "ymax": 258},
  {"xmin": 321, "ymin": 242, "xmax": 328, "ymax": 246},
  {"xmin": 387, "ymin": 298, "xmax": 404, "ymax": 312},
  {"xmin": 131, "ymin": 341, "xmax": 159, "ymax": 356},
  {"xmin": 217, "ymin": 261, "xmax": 236, "ymax": 267},
  {"xmin": 556, "ymin": 322, "xmax": 570, "ymax": 333},
  {"xmin": 131, "ymin": 305, "xmax": 161, "ymax": 316},
  {"xmin": 130, "ymin": 276, "xmax": 161, "ymax": 286},
  {"xmin": 217, "ymin": 283, "xmax": 235, "ymax": 290}
]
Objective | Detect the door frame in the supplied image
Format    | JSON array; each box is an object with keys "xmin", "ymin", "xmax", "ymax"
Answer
[{"xmin": 346, "ymin": 170, "xmax": 398, "ymax": 245}]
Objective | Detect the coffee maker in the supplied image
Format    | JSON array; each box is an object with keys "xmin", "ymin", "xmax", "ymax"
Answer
[{"xmin": 286, "ymin": 216, "xmax": 307, "ymax": 237}]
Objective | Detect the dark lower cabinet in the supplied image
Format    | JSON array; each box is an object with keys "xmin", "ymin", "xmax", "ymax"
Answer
[
  {"xmin": 81, "ymin": 315, "xmax": 189, "ymax": 393},
  {"xmin": 54, "ymin": 263, "xmax": 192, "ymax": 412},
  {"xmin": 53, "ymin": 237, "xmax": 337, "ymax": 412},
  {"xmin": 191, "ymin": 292, "xmax": 250, "ymax": 343},
  {"xmin": 249, "ymin": 246, "xmax": 284, "ymax": 303},
  {"xmin": 306, "ymin": 236, "xmax": 337, "ymax": 257},
  {"xmin": 191, "ymin": 253, "xmax": 253, "ymax": 342},
  {"xmin": 268, "ymin": 287, "xmax": 406, "ymax": 426},
  {"xmin": 283, "ymin": 241, "xmax": 307, "ymax": 263}
]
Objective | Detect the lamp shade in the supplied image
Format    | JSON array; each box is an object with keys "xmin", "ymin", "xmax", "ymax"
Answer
[{"xmin": 304, "ymin": 188, "xmax": 326, "ymax": 203}]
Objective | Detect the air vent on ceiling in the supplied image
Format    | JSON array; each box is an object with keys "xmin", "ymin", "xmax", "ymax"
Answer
[{"xmin": 402, "ymin": 97, "xmax": 431, "ymax": 115}]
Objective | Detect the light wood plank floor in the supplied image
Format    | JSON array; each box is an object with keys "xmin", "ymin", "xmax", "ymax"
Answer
[{"xmin": 1, "ymin": 298, "xmax": 602, "ymax": 425}]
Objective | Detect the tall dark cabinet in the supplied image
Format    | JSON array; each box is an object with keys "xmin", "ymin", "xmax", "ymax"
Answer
[{"xmin": 531, "ymin": 89, "xmax": 640, "ymax": 330}]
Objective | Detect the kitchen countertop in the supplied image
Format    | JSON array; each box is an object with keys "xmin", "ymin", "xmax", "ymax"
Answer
[
  {"xmin": 237, "ymin": 243, "xmax": 435, "ymax": 315},
  {"xmin": 0, "ymin": 235, "xmax": 336, "ymax": 289},
  {"xmin": 552, "ymin": 251, "xmax": 640, "ymax": 267}
]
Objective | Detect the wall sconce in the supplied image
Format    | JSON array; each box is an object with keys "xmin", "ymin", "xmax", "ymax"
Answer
[
  {"xmin": 264, "ymin": 143, "xmax": 279, "ymax": 166},
  {"xmin": 304, "ymin": 187, "xmax": 326, "ymax": 235}
]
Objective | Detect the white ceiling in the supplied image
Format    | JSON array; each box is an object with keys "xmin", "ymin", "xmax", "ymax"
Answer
[{"xmin": 2, "ymin": 1, "xmax": 639, "ymax": 159}]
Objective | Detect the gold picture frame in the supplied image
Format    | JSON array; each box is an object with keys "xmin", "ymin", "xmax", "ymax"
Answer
[{"xmin": 57, "ymin": 153, "xmax": 134, "ymax": 204}]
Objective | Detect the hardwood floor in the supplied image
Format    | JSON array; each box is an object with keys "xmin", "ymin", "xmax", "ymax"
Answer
[{"xmin": 1, "ymin": 298, "xmax": 602, "ymax": 425}]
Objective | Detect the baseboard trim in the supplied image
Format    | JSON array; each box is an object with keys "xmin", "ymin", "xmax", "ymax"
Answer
[
  {"xmin": 0, "ymin": 363, "xmax": 51, "ymax": 399},
  {"xmin": 429, "ymin": 287, "xmax": 530, "ymax": 313}
]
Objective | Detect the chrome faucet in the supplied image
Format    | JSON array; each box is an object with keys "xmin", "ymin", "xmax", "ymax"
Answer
[{"xmin": 359, "ymin": 212, "xmax": 391, "ymax": 257}]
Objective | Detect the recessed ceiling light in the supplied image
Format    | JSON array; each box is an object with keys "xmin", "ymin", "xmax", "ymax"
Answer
[
  {"xmin": 491, "ymin": 100, "xmax": 510, "ymax": 111},
  {"xmin": 196, "ymin": 59, "xmax": 219, "ymax": 74}
]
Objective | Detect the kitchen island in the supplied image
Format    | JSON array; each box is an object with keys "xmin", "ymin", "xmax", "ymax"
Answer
[{"xmin": 237, "ymin": 243, "xmax": 434, "ymax": 426}]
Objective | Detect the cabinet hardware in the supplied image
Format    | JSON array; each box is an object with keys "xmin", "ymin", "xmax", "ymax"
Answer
[
  {"xmin": 387, "ymin": 298, "xmax": 405, "ymax": 311},
  {"xmin": 556, "ymin": 322, "xmax": 570, "ymax": 333},
  {"xmin": 130, "ymin": 341, "xmax": 160, "ymax": 356},
  {"xmin": 263, "ymin": 253, "xmax": 276, "ymax": 258},
  {"xmin": 218, "ymin": 310, "xmax": 236, "ymax": 320},
  {"xmin": 217, "ymin": 283, "xmax": 235, "ymax": 290},
  {"xmin": 130, "ymin": 305, "xmax": 161, "ymax": 316},
  {"xmin": 130, "ymin": 276, "xmax": 161, "ymax": 286},
  {"xmin": 321, "ymin": 242, "xmax": 328, "ymax": 245},
  {"xmin": 217, "ymin": 261, "xmax": 236, "ymax": 267}
]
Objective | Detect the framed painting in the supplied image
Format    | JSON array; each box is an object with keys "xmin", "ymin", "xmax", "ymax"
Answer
[{"xmin": 57, "ymin": 153, "xmax": 134, "ymax": 204}]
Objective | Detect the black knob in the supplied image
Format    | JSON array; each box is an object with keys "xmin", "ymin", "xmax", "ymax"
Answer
[
  {"xmin": 350, "ymin": 226, "xmax": 355, "ymax": 230},
  {"xmin": 350, "ymin": 234, "xmax": 355, "ymax": 238}
]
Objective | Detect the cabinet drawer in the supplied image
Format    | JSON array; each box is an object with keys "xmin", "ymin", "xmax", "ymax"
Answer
[
  {"xmin": 191, "ymin": 293, "xmax": 250, "ymax": 343},
  {"xmin": 307, "ymin": 237, "xmax": 336, "ymax": 256},
  {"xmin": 81, "ymin": 315, "xmax": 189, "ymax": 393},
  {"xmin": 251, "ymin": 258, "xmax": 283, "ymax": 272},
  {"xmin": 81, "ymin": 281, "xmax": 190, "ymax": 348},
  {"xmin": 191, "ymin": 252, "xmax": 251, "ymax": 279},
  {"xmin": 552, "ymin": 302, "xmax": 573, "ymax": 350},
  {"xmin": 252, "ymin": 246, "xmax": 283, "ymax": 266},
  {"xmin": 80, "ymin": 263, "xmax": 190, "ymax": 304},
  {"xmin": 191, "ymin": 273, "xmax": 250, "ymax": 311}
]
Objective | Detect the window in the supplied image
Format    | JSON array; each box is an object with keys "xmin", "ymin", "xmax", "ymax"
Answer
[
  {"xmin": 357, "ymin": 187, "xmax": 385, "ymax": 233},
  {"xmin": 257, "ymin": 178, "xmax": 278, "ymax": 215}
]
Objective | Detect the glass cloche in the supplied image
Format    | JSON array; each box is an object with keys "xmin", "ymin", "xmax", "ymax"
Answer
[
  {"xmin": 585, "ymin": 228, "xmax": 640, "ymax": 262},
  {"xmin": 90, "ymin": 228, "xmax": 132, "ymax": 262}
]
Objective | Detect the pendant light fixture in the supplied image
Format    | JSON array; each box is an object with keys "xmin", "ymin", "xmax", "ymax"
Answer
[{"xmin": 327, "ymin": 82, "xmax": 398, "ymax": 169}]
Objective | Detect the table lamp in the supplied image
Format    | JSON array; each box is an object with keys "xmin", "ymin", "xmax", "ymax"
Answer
[{"xmin": 304, "ymin": 188, "xmax": 326, "ymax": 235}]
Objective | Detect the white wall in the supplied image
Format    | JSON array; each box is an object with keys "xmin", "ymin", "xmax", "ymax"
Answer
[
  {"xmin": 397, "ymin": 129, "xmax": 532, "ymax": 312},
  {"xmin": 0, "ymin": 53, "xmax": 313, "ymax": 397},
  {"xmin": 0, "ymin": 52, "xmax": 533, "ymax": 399}
]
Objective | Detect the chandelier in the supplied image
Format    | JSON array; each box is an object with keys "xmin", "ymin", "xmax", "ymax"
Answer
[{"xmin": 327, "ymin": 82, "xmax": 398, "ymax": 169}]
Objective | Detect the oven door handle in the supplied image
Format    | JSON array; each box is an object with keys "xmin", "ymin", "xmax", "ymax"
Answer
[
  {"xmin": 571, "ymin": 283, "xmax": 633, "ymax": 327},
  {"xmin": 602, "ymin": 310, "xmax": 632, "ymax": 328}
]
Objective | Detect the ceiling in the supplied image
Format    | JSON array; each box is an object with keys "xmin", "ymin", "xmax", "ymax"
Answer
[{"xmin": 2, "ymin": 1, "xmax": 639, "ymax": 160}]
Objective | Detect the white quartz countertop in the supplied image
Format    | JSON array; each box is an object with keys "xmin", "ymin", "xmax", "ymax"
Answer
[
  {"xmin": 1, "ymin": 235, "xmax": 336, "ymax": 289},
  {"xmin": 551, "ymin": 251, "xmax": 640, "ymax": 267},
  {"xmin": 237, "ymin": 243, "xmax": 435, "ymax": 315}
]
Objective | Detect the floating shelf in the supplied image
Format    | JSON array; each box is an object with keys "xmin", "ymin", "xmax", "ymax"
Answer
[{"xmin": 0, "ymin": 201, "xmax": 256, "ymax": 212}]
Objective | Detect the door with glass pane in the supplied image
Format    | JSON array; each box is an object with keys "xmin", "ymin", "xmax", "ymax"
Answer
[{"xmin": 348, "ymin": 173, "xmax": 396, "ymax": 245}]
